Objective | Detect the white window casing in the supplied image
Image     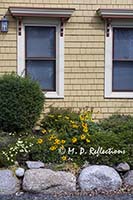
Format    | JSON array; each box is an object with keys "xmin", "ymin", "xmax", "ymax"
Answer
[
  {"xmin": 97, "ymin": 9, "xmax": 133, "ymax": 98},
  {"xmin": 9, "ymin": 7, "xmax": 75, "ymax": 99},
  {"xmin": 17, "ymin": 18, "xmax": 64, "ymax": 99},
  {"xmin": 105, "ymin": 20, "xmax": 133, "ymax": 98}
]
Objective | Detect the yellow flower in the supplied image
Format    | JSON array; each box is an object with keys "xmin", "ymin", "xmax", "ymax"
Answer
[
  {"xmin": 90, "ymin": 118, "xmax": 94, "ymax": 122},
  {"xmin": 49, "ymin": 134, "xmax": 56, "ymax": 141},
  {"xmin": 86, "ymin": 139, "xmax": 90, "ymax": 143},
  {"xmin": 58, "ymin": 115, "xmax": 62, "ymax": 118},
  {"xmin": 72, "ymin": 124, "xmax": 79, "ymax": 129},
  {"xmin": 61, "ymin": 156, "xmax": 67, "ymax": 161},
  {"xmin": 81, "ymin": 134, "xmax": 86, "ymax": 140},
  {"xmin": 70, "ymin": 120, "xmax": 75, "ymax": 124},
  {"xmin": 50, "ymin": 146, "xmax": 57, "ymax": 151},
  {"xmin": 72, "ymin": 137, "xmax": 77, "ymax": 143},
  {"xmin": 80, "ymin": 115, "xmax": 85, "ymax": 121},
  {"xmin": 41, "ymin": 129, "xmax": 47, "ymax": 134},
  {"xmin": 82, "ymin": 123, "xmax": 88, "ymax": 133},
  {"xmin": 37, "ymin": 138, "xmax": 43, "ymax": 144},
  {"xmin": 61, "ymin": 140, "xmax": 66, "ymax": 144},
  {"xmin": 65, "ymin": 116, "xmax": 69, "ymax": 120},
  {"xmin": 83, "ymin": 127, "xmax": 88, "ymax": 133},
  {"xmin": 82, "ymin": 122, "xmax": 87, "ymax": 128},
  {"xmin": 54, "ymin": 139, "xmax": 60, "ymax": 145},
  {"xmin": 84, "ymin": 111, "xmax": 90, "ymax": 120}
]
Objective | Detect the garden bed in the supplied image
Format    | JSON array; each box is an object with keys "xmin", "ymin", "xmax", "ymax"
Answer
[{"xmin": 0, "ymin": 74, "xmax": 132, "ymax": 196}]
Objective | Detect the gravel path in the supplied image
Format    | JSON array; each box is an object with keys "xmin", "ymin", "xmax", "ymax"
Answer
[{"xmin": 0, "ymin": 193, "xmax": 132, "ymax": 200}]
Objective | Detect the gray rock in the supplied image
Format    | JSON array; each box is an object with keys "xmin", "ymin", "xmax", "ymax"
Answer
[
  {"xmin": 23, "ymin": 169, "xmax": 76, "ymax": 193},
  {"xmin": 26, "ymin": 161, "xmax": 44, "ymax": 169},
  {"xmin": 78, "ymin": 165, "xmax": 122, "ymax": 191},
  {"xmin": 123, "ymin": 170, "xmax": 133, "ymax": 186},
  {"xmin": 115, "ymin": 163, "xmax": 130, "ymax": 172},
  {"xmin": 15, "ymin": 168, "xmax": 25, "ymax": 177},
  {"xmin": 0, "ymin": 169, "xmax": 20, "ymax": 194}
]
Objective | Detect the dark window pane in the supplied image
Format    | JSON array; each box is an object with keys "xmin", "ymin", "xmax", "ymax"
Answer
[
  {"xmin": 27, "ymin": 60, "xmax": 55, "ymax": 91},
  {"xmin": 26, "ymin": 26, "xmax": 56, "ymax": 58},
  {"xmin": 114, "ymin": 28, "xmax": 133, "ymax": 59},
  {"xmin": 113, "ymin": 61, "xmax": 133, "ymax": 91}
]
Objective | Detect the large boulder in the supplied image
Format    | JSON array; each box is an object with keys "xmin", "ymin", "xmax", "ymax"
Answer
[
  {"xmin": 78, "ymin": 165, "xmax": 122, "ymax": 191},
  {"xmin": 0, "ymin": 169, "xmax": 20, "ymax": 194},
  {"xmin": 23, "ymin": 169, "xmax": 76, "ymax": 193},
  {"xmin": 123, "ymin": 170, "xmax": 133, "ymax": 186}
]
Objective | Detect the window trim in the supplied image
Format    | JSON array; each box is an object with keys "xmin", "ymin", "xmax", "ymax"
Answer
[
  {"xmin": 97, "ymin": 9, "xmax": 133, "ymax": 98},
  {"xmin": 105, "ymin": 20, "xmax": 133, "ymax": 98},
  {"xmin": 17, "ymin": 17, "xmax": 64, "ymax": 98}
]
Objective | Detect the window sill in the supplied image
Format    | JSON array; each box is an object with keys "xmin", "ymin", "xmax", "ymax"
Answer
[
  {"xmin": 105, "ymin": 92, "xmax": 133, "ymax": 98},
  {"xmin": 44, "ymin": 91, "xmax": 64, "ymax": 99}
]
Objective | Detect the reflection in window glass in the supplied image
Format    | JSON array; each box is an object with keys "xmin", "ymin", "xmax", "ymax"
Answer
[
  {"xmin": 26, "ymin": 26, "xmax": 56, "ymax": 58},
  {"xmin": 114, "ymin": 28, "xmax": 133, "ymax": 60},
  {"xmin": 113, "ymin": 61, "xmax": 133, "ymax": 91},
  {"xmin": 113, "ymin": 28, "xmax": 133, "ymax": 91},
  {"xmin": 27, "ymin": 60, "xmax": 55, "ymax": 91},
  {"xmin": 25, "ymin": 26, "xmax": 56, "ymax": 91}
]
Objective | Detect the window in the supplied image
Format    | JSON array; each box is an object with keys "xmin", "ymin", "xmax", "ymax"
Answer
[
  {"xmin": 25, "ymin": 26, "xmax": 56, "ymax": 91},
  {"xmin": 9, "ymin": 7, "xmax": 75, "ymax": 98},
  {"xmin": 113, "ymin": 28, "xmax": 133, "ymax": 92},
  {"xmin": 105, "ymin": 22, "xmax": 133, "ymax": 98},
  {"xmin": 97, "ymin": 9, "xmax": 133, "ymax": 98}
]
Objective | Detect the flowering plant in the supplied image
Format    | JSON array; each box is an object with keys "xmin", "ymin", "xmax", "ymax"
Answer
[
  {"xmin": 28, "ymin": 108, "xmax": 94, "ymax": 165},
  {"xmin": 1, "ymin": 111, "xmax": 132, "ymax": 168},
  {"xmin": 2, "ymin": 137, "xmax": 34, "ymax": 165},
  {"xmin": 0, "ymin": 108, "xmax": 97, "ymax": 166}
]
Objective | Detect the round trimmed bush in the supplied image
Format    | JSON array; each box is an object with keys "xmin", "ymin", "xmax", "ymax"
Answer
[{"xmin": 0, "ymin": 74, "xmax": 44, "ymax": 133}]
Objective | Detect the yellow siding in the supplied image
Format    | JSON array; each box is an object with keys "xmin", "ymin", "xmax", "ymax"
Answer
[{"xmin": 0, "ymin": 0, "xmax": 133, "ymax": 119}]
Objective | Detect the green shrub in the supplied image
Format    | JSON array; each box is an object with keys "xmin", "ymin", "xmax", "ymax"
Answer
[
  {"xmin": 0, "ymin": 74, "xmax": 44, "ymax": 133},
  {"xmin": 85, "ymin": 130, "xmax": 133, "ymax": 167},
  {"xmin": 86, "ymin": 114, "xmax": 133, "ymax": 167},
  {"xmin": 99, "ymin": 114, "xmax": 133, "ymax": 134}
]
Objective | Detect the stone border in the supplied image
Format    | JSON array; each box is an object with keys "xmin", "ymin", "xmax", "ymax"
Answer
[{"xmin": 0, "ymin": 162, "xmax": 132, "ymax": 195}]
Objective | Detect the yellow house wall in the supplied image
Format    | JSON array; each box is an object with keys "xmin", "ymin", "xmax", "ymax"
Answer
[{"xmin": 0, "ymin": 0, "xmax": 133, "ymax": 119}]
